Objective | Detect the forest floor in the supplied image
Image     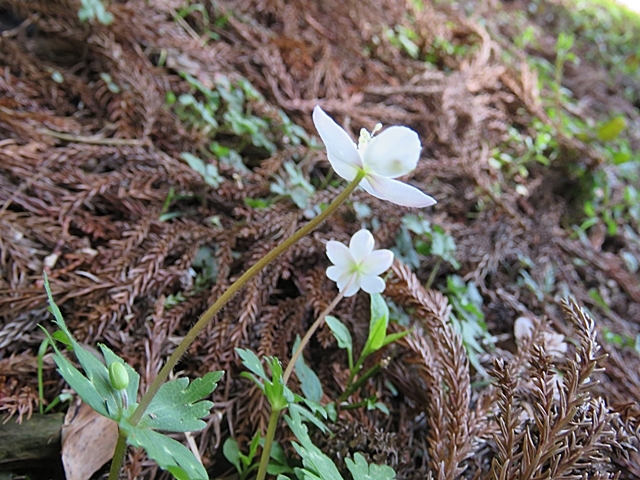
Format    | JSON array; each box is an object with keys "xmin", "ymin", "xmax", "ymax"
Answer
[{"xmin": 1, "ymin": 0, "xmax": 640, "ymax": 478}]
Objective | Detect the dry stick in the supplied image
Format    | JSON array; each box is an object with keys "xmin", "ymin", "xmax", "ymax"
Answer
[
  {"xmin": 37, "ymin": 128, "xmax": 148, "ymax": 146},
  {"xmin": 108, "ymin": 171, "xmax": 365, "ymax": 480}
]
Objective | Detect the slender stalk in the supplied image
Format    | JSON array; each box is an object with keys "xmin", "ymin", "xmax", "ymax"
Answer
[
  {"xmin": 425, "ymin": 257, "xmax": 442, "ymax": 290},
  {"xmin": 340, "ymin": 399, "xmax": 368, "ymax": 410},
  {"xmin": 37, "ymin": 339, "xmax": 49, "ymax": 415},
  {"xmin": 257, "ymin": 278, "xmax": 352, "ymax": 480},
  {"xmin": 255, "ymin": 407, "xmax": 280, "ymax": 480},
  {"xmin": 338, "ymin": 362, "xmax": 381, "ymax": 403},
  {"xmin": 107, "ymin": 173, "xmax": 363, "ymax": 477},
  {"xmin": 343, "ymin": 354, "xmax": 366, "ymax": 397},
  {"xmin": 37, "ymin": 128, "xmax": 147, "ymax": 146},
  {"xmin": 130, "ymin": 171, "xmax": 365, "ymax": 427},
  {"xmin": 282, "ymin": 283, "xmax": 350, "ymax": 384},
  {"xmin": 108, "ymin": 430, "xmax": 128, "ymax": 480}
]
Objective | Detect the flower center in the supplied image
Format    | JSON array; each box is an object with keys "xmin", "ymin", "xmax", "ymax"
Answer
[
  {"xmin": 357, "ymin": 123, "xmax": 383, "ymax": 151},
  {"xmin": 348, "ymin": 260, "xmax": 365, "ymax": 275}
]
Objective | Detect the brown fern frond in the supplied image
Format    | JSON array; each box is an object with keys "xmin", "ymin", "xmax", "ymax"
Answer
[
  {"xmin": 385, "ymin": 262, "xmax": 472, "ymax": 478},
  {"xmin": 487, "ymin": 299, "xmax": 619, "ymax": 480}
]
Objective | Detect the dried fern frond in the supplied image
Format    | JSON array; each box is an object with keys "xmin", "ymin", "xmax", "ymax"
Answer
[
  {"xmin": 386, "ymin": 262, "xmax": 472, "ymax": 478},
  {"xmin": 487, "ymin": 299, "xmax": 619, "ymax": 480}
]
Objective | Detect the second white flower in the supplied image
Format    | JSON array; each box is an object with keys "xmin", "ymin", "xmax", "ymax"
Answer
[{"xmin": 326, "ymin": 229, "xmax": 394, "ymax": 297}]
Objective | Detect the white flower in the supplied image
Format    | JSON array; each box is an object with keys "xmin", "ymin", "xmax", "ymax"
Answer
[
  {"xmin": 326, "ymin": 229, "xmax": 394, "ymax": 297},
  {"xmin": 312, "ymin": 106, "xmax": 436, "ymax": 208}
]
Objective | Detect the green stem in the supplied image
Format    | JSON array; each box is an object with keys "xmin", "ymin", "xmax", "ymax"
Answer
[
  {"xmin": 425, "ymin": 257, "xmax": 442, "ymax": 290},
  {"xmin": 255, "ymin": 407, "xmax": 280, "ymax": 480},
  {"xmin": 108, "ymin": 430, "xmax": 128, "ymax": 480},
  {"xmin": 37, "ymin": 339, "xmax": 49, "ymax": 415},
  {"xmin": 258, "ymin": 276, "xmax": 352, "ymax": 480},
  {"xmin": 129, "ymin": 171, "xmax": 365, "ymax": 427},
  {"xmin": 340, "ymin": 399, "xmax": 368, "ymax": 410},
  {"xmin": 317, "ymin": 168, "xmax": 335, "ymax": 191},
  {"xmin": 338, "ymin": 362, "xmax": 381, "ymax": 403},
  {"xmin": 343, "ymin": 354, "xmax": 366, "ymax": 397}
]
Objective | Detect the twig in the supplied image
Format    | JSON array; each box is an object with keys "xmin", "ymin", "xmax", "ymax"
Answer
[{"xmin": 37, "ymin": 128, "xmax": 148, "ymax": 146}]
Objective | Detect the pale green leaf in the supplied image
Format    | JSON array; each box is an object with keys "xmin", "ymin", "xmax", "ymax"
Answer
[
  {"xmin": 139, "ymin": 371, "xmax": 222, "ymax": 432},
  {"xmin": 124, "ymin": 425, "xmax": 208, "ymax": 480},
  {"xmin": 236, "ymin": 348, "xmax": 267, "ymax": 380},
  {"xmin": 223, "ymin": 438, "xmax": 241, "ymax": 472},
  {"xmin": 362, "ymin": 294, "xmax": 389, "ymax": 358},
  {"xmin": 293, "ymin": 336, "xmax": 323, "ymax": 403},
  {"xmin": 40, "ymin": 327, "xmax": 109, "ymax": 417},
  {"xmin": 325, "ymin": 316, "xmax": 352, "ymax": 354},
  {"xmin": 44, "ymin": 274, "xmax": 121, "ymax": 417},
  {"xmin": 289, "ymin": 403, "xmax": 328, "ymax": 434},
  {"xmin": 380, "ymin": 329, "xmax": 412, "ymax": 349},
  {"xmin": 345, "ymin": 453, "xmax": 395, "ymax": 480},
  {"xmin": 285, "ymin": 409, "xmax": 343, "ymax": 480}
]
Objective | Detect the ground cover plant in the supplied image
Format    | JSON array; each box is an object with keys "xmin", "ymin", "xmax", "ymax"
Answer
[{"xmin": 0, "ymin": 0, "xmax": 639, "ymax": 478}]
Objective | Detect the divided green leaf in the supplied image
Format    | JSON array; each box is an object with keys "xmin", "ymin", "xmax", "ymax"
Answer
[
  {"xmin": 345, "ymin": 453, "xmax": 395, "ymax": 480},
  {"xmin": 139, "ymin": 371, "xmax": 223, "ymax": 432},
  {"xmin": 286, "ymin": 408, "xmax": 343, "ymax": 480}
]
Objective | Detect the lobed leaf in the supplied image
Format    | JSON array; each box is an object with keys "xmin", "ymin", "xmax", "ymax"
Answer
[
  {"xmin": 139, "ymin": 371, "xmax": 223, "ymax": 432},
  {"xmin": 236, "ymin": 348, "xmax": 267, "ymax": 380},
  {"xmin": 345, "ymin": 453, "xmax": 395, "ymax": 480}
]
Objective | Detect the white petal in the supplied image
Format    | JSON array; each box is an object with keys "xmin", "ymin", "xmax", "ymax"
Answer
[
  {"xmin": 362, "ymin": 175, "xmax": 436, "ymax": 208},
  {"xmin": 326, "ymin": 241, "xmax": 353, "ymax": 268},
  {"xmin": 326, "ymin": 265, "xmax": 344, "ymax": 282},
  {"xmin": 362, "ymin": 126, "xmax": 421, "ymax": 178},
  {"xmin": 342, "ymin": 275, "xmax": 362, "ymax": 297},
  {"xmin": 312, "ymin": 106, "xmax": 362, "ymax": 181},
  {"xmin": 337, "ymin": 271, "xmax": 357, "ymax": 293},
  {"xmin": 349, "ymin": 229, "xmax": 375, "ymax": 262},
  {"xmin": 359, "ymin": 275, "xmax": 386, "ymax": 294},
  {"xmin": 360, "ymin": 249, "xmax": 394, "ymax": 276}
]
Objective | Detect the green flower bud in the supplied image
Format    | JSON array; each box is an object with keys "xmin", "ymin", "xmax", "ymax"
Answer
[{"xmin": 108, "ymin": 362, "xmax": 129, "ymax": 391}]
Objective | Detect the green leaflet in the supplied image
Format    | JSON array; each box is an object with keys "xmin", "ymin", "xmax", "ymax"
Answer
[{"xmin": 139, "ymin": 371, "xmax": 223, "ymax": 432}]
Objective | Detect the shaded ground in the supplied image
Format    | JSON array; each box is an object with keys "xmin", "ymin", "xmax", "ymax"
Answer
[{"xmin": 1, "ymin": 0, "xmax": 639, "ymax": 478}]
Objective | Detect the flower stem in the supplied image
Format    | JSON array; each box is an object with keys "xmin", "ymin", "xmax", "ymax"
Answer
[
  {"xmin": 282, "ymin": 284, "xmax": 349, "ymax": 384},
  {"xmin": 425, "ymin": 257, "xmax": 442, "ymax": 290},
  {"xmin": 129, "ymin": 172, "xmax": 363, "ymax": 427},
  {"xmin": 108, "ymin": 429, "xmax": 128, "ymax": 480},
  {"xmin": 255, "ymin": 407, "xmax": 281, "ymax": 480},
  {"xmin": 257, "ymin": 280, "xmax": 352, "ymax": 480}
]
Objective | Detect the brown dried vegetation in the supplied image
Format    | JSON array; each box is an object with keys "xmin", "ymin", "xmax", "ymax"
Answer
[{"xmin": 0, "ymin": 0, "xmax": 639, "ymax": 477}]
